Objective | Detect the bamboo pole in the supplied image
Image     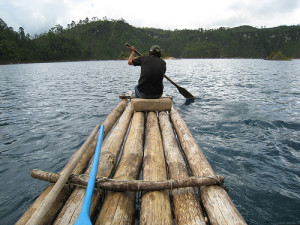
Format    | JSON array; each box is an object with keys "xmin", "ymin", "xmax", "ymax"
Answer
[
  {"xmin": 170, "ymin": 104, "xmax": 247, "ymax": 225},
  {"xmin": 53, "ymin": 103, "xmax": 133, "ymax": 225},
  {"xmin": 31, "ymin": 169, "xmax": 224, "ymax": 191},
  {"xmin": 16, "ymin": 99, "xmax": 127, "ymax": 225},
  {"xmin": 159, "ymin": 111, "xmax": 206, "ymax": 225},
  {"xmin": 140, "ymin": 112, "xmax": 173, "ymax": 225},
  {"xmin": 95, "ymin": 111, "xmax": 145, "ymax": 225}
]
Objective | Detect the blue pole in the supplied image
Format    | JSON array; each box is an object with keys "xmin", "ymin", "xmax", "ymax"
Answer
[{"xmin": 74, "ymin": 124, "xmax": 104, "ymax": 225}]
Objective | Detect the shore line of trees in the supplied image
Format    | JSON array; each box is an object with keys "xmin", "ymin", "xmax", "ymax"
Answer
[{"xmin": 1, "ymin": 18, "xmax": 300, "ymax": 64}]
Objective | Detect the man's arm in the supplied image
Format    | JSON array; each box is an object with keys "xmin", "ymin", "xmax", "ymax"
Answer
[{"xmin": 128, "ymin": 46, "xmax": 135, "ymax": 65}]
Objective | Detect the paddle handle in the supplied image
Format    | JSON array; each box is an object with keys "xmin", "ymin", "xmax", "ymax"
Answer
[
  {"xmin": 125, "ymin": 43, "xmax": 143, "ymax": 56},
  {"xmin": 163, "ymin": 74, "xmax": 178, "ymax": 87},
  {"xmin": 74, "ymin": 124, "xmax": 105, "ymax": 225}
]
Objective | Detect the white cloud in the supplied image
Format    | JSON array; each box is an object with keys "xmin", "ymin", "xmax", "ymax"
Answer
[{"xmin": 0, "ymin": 0, "xmax": 299, "ymax": 35}]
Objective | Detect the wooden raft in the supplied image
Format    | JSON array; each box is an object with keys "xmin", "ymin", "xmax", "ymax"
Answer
[{"xmin": 17, "ymin": 97, "xmax": 247, "ymax": 225}]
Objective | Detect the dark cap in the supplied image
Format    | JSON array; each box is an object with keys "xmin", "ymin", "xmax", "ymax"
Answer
[{"xmin": 150, "ymin": 45, "xmax": 161, "ymax": 53}]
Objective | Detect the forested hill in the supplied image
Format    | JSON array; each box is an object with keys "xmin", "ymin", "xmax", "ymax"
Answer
[{"xmin": 1, "ymin": 17, "xmax": 300, "ymax": 64}]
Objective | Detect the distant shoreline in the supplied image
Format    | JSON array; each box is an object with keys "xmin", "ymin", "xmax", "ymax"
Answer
[{"xmin": 2, "ymin": 57, "xmax": 299, "ymax": 65}]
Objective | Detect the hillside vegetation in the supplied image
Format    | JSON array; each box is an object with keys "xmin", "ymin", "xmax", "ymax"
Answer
[{"xmin": 1, "ymin": 18, "xmax": 300, "ymax": 64}]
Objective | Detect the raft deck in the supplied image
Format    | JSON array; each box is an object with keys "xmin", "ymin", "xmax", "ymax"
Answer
[{"xmin": 17, "ymin": 96, "xmax": 246, "ymax": 225}]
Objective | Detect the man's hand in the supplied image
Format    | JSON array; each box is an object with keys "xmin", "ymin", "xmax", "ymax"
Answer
[
  {"xmin": 129, "ymin": 46, "xmax": 135, "ymax": 53},
  {"xmin": 128, "ymin": 46, "xmax": 136, "ymax": 65}
]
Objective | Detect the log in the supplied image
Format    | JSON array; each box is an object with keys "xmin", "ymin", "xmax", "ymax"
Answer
[
  {"xmin": 24, "ymin": 124, "xmax": 100, "ymax": 225},
  {"xmin": 73, "ymin": 99, "xmax": 128, "ymax": 175},
  {"xmin": 97, "ymin": 176, "xmax": 223, "ymax": 191},
  {"xmin": 95, "ymin": 111, "xmax": 145, "ymax": 225},
  {"xmin": 140, "ymin": 112, "xmax": 173, "ymax": 225},
  {"xmin": 15, "ymin": 184, "xmax": 72, "ymax": 225},
  {"xmin": 53, "ymin": 103, "xmax": 133, "ymax": 225},
  {"xmin": 102, "ymin": 99, "xmax": 128, "ymax": 138},
  {"xmin": 16, "ymin": 99, "xmax": 127, "ymax": 225},
  {"xmin": 159, "ymin": 111, "xmax": 206, "ymax": 225},
  {"xmin": 201, "ymin": 185, "xmax": 247, "ymax": 224},
  {"xmin": 170, "ymin": 104, "xmax": 247, "ymax": 225},
  {"xmin": 131, "ymin": 98, "xmax": 172, "ymax": 111},
  {"xmin": 31, "ymin": 169, "xmax": 224, "ymax": 191},
  {"xmin": 72, "ymin": 99, "xmax": 128, "ymax": 175},
  {"xmin": 119, "ymin": 90, "xmax": 134, "ymax": 99},
  {"xmin": 16, "ymin": 138, "xmax": 99, "ymax": 225}
]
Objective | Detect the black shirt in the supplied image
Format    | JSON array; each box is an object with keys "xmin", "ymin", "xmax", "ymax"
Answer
[{"xmin": 132, "ymin": 55, "xmax": 166, "ymax": 95}]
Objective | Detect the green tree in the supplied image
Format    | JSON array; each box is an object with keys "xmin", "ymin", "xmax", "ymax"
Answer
[{"xmin": 18, "ymin": 27, "xmax": 25, "ymax": 40}]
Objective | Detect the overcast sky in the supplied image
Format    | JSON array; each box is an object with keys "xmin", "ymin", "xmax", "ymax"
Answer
[{"xmin": 1, "ymin": 0, "xmax": 300, "ymax": 35}]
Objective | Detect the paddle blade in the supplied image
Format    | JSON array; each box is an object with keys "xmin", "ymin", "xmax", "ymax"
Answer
[
  {"xmin": 177, "ymin": 86, "xmax": 195, "ymax": 99},
  {"xmin": 163, "ymin": 74, "xmax": 195, "ymax": 99},
  {"xmin": 74, "ymin": 212, "xmax": 92, "ymax": 225}
]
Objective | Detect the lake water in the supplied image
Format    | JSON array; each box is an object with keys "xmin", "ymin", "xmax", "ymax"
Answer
[{"xmin": 0, "ymin": 59, "xmax": 299, "ymax": 224}]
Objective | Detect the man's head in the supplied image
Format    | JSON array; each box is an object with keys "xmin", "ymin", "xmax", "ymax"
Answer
[{"xmin": 149, "ymin": 45, "xmax": 162, "ymax": 58}]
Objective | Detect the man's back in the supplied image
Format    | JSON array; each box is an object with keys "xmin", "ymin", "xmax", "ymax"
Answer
[{"xmin": 133, "ymin": 55, "xmax": 166, "ymax": 95}]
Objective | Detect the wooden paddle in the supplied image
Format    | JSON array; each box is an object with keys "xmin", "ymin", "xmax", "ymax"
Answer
[
  {"xmin": 74, "ymin": 124, "xmax": 105, "ymax": 225},
  {"xmin": 125, "ymin": 43, "xmax": 195, "ymax": 99}
]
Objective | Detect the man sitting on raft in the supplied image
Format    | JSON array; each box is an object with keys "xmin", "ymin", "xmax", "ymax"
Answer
[{"xmin": 128, "ymin": 45, "xmax": 166, "ymax": 99}]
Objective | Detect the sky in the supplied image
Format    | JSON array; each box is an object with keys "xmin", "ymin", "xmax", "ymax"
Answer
[{"xmin": 0, "ymin": 0, "xmax": 300, "ymax": 35}]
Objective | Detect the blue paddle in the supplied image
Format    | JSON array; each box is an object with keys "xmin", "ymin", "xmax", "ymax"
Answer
[{"xmin": 74, "ymin": 124, "xmax": 105, "ymax": 225}]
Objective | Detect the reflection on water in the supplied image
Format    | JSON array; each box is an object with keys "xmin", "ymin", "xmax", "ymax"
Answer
[{"xmin": 0, "ymin": 59, "xmax": 300, "ymax": 224}]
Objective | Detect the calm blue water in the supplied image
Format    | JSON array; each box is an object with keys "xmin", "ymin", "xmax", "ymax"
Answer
[{"xmin": 0, "ymin": 59, "xmax": 299, "ymax": 224}]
